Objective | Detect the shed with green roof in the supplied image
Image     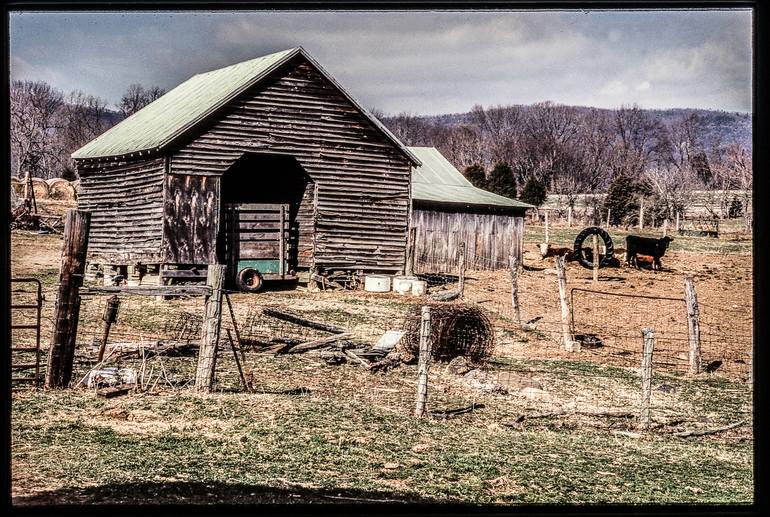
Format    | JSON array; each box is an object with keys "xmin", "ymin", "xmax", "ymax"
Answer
[
  {"xmin": 73, "ymin": 47, "xmax": 421, "ymax": 289},
  {"xmin": 407, "ymin": 147, "xmax": 533, "ymax": 272}
]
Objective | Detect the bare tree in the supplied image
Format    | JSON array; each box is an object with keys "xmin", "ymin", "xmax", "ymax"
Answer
[
  {"xmin": 10, "ymin": 80, "xmax": 65, "ymax": 196},
  {"xmin": 118, "ymin": 83, "xmax": 166, "ymax": 118}
]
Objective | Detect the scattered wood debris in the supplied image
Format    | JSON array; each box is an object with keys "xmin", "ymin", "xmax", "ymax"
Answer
[
  {"xmin": 673, "ymin": 420, "xmax": 746, "ymax": 438},
  {"xmin": 430, "ymin": 403, "xmax": 485, "ymax": 419}
]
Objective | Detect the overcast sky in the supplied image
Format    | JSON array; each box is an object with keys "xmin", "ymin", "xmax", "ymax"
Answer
[{"xmin": 9, "ymin": 9, "xmax": 753, "ymax": 115}]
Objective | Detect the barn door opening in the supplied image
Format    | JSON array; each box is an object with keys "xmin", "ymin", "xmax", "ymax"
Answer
[{"xmin": 218, "ymin": 153, "xmax": 313, "ymax": 289}]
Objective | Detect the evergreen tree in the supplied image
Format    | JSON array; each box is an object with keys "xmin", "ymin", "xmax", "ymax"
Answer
[
  {"xmin": 603, "ymin": 174, "xmax": 641, "ymax": 226},
  {"xmin": 463, "ymin": 164, "xmax": 487, "ymax": 190},
  {"xmin": 520, "ymin": 176, "xmax": 547, "ymax": 206},
  {"xmin": 486, "ymin": 162, "xmax": 517, "ymax": 199}
]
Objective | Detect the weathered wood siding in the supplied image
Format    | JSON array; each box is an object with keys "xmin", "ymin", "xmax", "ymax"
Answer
[
  {"xmin": 76, "ymin": 157, "xmax": 165, "ymax": 264},
  {"xmin": 168, "ymin": 56, "xmax": 412, "ymax": 271},
  {"xmin": 163, "ymin": 174, "xmax": 219, "ymax": 264},
  {"xmin": 412, "ymin": 209, "xmax": 524, "ymax": 272}
]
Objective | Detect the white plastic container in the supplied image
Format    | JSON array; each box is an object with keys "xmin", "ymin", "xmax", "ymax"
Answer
[
  {"xmin": 392, "ymin": 275, "xmax": 418, "ymax": 295},
  {"xmin": 364, "ymin": 274, "xmax": 392, "ymax": 292},
  {"xmin": 411, "ymin": 280, "xmax": 427, "ymax": 296}
]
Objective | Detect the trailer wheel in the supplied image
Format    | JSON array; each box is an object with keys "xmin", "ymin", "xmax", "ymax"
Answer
[
  {"xmin": 236, "ymin": 267, "xmax": 264, "ymax": 292},
  {"xmin": 573, "ymin": 226, "xmax": 615, "ymax": 270}
]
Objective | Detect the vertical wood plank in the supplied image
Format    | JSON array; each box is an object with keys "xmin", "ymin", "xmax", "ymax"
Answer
[
  {"xmin": 195, "ymin": 265, "xmax": 226, "ymax": 392},
  {"xmin": 414, "ymin": 306, "xmax": 432, "ymax": 418},
  {"xmin": 639, "ymin": 328, "xmax": 655, "ymax": 430},
  {"xmin": 555, "ymin": 256, "xmax": 577, "ymax": 352},
  {"xmin": 684, "ymin": 276, "xmax": 702, "ymax": 375},
  {"xmin": 45, "ymin": 209, "xmax": 91, "ymax": 389}
]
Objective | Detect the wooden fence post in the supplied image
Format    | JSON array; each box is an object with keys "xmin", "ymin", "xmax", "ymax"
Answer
[
  {"xmin": 405, "ymin": 226, "xmax": 417, "ymax": 276},
  {"xmin": 457, "ymin": 242, "xmax": 466, "ymax": 298},
  {"xmin": 195, "ymin": 265, "xmax": 226, "ymax": 392},
  {"xmin": 97, "ymin": 295, "xmax": 120, "ymax": 362},
  {"xmin": 662, "ymin": 219, "xmax": 668, "ymax": 238},
  {"xmin": 606, "ymin": 208, "xmax": 611, "ymax": 228},
  {"xmin": 684, "ymin": 276, "xmax": 702, "ymax": 375},
  {"xmin": 675, "ymin": 212, "xmax": 680, "ymax": 232},
  {"xmin": 509, "ymin": 255, "xmax": 522, "ymax": 324},
  {"xmin": 592, "ymin": 235, "xmax": 599, "ymax": 284},
  {"xmin": 414, "ymin": 306, "xmax": 432, "ymax": 418},
  {"xmin": 555, "ymin": 256, "xmax": 577, "ymax": 352},
  {"xmin": 567, "ymin": 206, "xmax": 573, "ymax": 227},
  {"xmin": 639, "ymin": 328, "xmax": 655, "ymax": 430},
  {"xmin": 639, "ymin": 200, "xmax": 645, "ymax": 230},
  {"xmin": 45, "ymin": 209, "xmax": 90, "ymax": 389},
  {"xmin": 544, "ymin": 210, "xmax": 550, "ymax": 244}
]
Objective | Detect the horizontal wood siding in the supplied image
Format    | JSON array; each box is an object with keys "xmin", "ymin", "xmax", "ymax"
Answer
[
  {"xmin": 169, "ymin": 57, "xmax": 412, "ymax": 272},
  {"xmin": 412, "ymin": 209, "xmax": 524, "ymax": 272},
  {"xmin": 163, "ymin": 174, "xmax": 219, "ymax": 264},
  {"xmin": 76, "ymin": 157, "xmax": 165, "ymax": 264}
]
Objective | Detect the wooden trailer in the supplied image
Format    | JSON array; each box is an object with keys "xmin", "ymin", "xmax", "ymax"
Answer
[{"xmin": 72, "ymin": 47, "xmax": 421, "ymax": 291}]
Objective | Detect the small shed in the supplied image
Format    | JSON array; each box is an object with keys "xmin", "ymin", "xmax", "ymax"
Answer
[
  {"xmin": 407, "ymin": 147, "xmax": 532, "ymax": 272},
  {"xmin": 72, "ymin": 47, "xmax": 421, "ymax": 287}
]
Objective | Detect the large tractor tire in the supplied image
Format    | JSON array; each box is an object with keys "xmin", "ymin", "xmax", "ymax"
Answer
[
  {"xmin": 573, "ymin": 226, "xmax": 615, "ymax": 270},
  {"xmin": 236, "ymin": 267, "xmax": 264, "ymax": 293}
]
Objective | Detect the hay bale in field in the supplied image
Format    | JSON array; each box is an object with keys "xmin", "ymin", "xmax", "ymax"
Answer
[
  {"xmin": 401, "ymin": 303, "xmax": 494, "ymax": 364},
  {"xmin": 30, "ymin": 177, "xmax": 50, "ymax": 200},
  {"xmin": 10, "ymin": 176, "xmax": 23, "ymax": 197},
  {"xmin": 46, "ymin": 178, "xmax": 76, "ymax": 200}
]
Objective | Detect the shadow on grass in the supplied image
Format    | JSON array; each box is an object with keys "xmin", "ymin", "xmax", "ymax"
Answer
[{"xmin": 13, "ymin": 480, "xmax": 450, "ymax": 506}]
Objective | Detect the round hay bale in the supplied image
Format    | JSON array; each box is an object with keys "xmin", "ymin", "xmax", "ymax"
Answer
[
  {"xmin": 10, "ymin": 177, "xmax": 23, "ymax": 197},
  {"xmin": 400, "ymin": 303, "xmax": 494, "ymax": 364},
  {"xmin": 30, "ymin": 177, "xmax": 50, "ymax": 200},
  {"xmin": 46, "ymin": 178, "xmax": 76, "ymax": 201}
]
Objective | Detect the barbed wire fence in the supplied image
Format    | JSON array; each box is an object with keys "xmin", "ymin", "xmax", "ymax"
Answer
[{"xmin": 407, "ymin": 232, "xmax": 752, "ymax": 431}]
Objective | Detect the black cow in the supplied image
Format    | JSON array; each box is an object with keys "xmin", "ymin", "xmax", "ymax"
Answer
[{"xmin": 625, "ymin": 235, "xmax": 673, "ymax": 270}]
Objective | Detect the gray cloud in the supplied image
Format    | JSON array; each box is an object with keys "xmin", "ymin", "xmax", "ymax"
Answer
[{"xmin": 10, "ymin": 10, "xmax": 752, "ymax": 114}]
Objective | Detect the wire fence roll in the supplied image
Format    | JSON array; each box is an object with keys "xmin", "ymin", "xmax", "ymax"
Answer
[{"xmin": 401, "ymin": 303, "xmax": 494, "ymax": 365}]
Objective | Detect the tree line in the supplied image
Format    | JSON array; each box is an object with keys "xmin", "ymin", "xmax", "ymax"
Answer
[
  {"xmin": 10, "ymin": 78, "xmax": 751, "ymax": 228},
  {"xmin": 10, "ymin": 80, "xmax": 165, "ymax": 185},
  {"xmin": 379, "ymin": 102, "xmax": 751, "ymax": 227}
]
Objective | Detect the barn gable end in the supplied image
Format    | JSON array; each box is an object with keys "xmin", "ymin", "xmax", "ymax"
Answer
[{"xmin": 74, "ymin": 48, "xmax": 419, "ymax": 276}]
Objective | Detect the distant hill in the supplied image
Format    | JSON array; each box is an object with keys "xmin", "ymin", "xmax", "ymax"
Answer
[{"xmin": 415, "ymin": 106, "xmax": 752, "ymax": 152}]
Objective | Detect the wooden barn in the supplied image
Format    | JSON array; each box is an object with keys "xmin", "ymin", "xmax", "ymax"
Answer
[
  {"xmin": 72, "ymin": 47, "xmax": 421, "ymax": 289},
  {"xmin": 407, "ymin": 147, "xmax": 533, "ymax": 272}
]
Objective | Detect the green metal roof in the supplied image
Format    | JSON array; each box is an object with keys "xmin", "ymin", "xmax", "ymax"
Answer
[
  {"xmin": 409, "ymin": 147, "xmax": 533, "ymax": 210},
  {"xmin": 72, "ymin": 47, "xmax": 420, "ymax": 165}
]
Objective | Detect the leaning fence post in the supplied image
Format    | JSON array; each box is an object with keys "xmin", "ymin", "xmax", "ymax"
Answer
[
  {"xmin": 414, "ymin": 306, "xmax": 432, "ymax": 418},
  {"xmin": 639, "ymin": 328, "xmax": 655, "ymax": 430},
  {"xmin": 555, "ymin": 256, "xmax": 577, "ymax": 352},
  {"xmin": 97, "ymin": 295, "xmax": 120, "ymax": 362},
  {"xmin": 509, "ymin": 255, "xmax": 522, "ymax": 325},
  {"xmin": 684, "ymin": 276, "xmax": 702, "ymax": 375},
  {"xmin": 195, "ymin": 265, "xmax": 226, "ymax": 392},
  {"xmin": 45, "ymin": 209, "xmax": 91, "ymax": 389}
]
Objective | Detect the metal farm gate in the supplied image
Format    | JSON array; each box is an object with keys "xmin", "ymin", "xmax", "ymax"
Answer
[{"xmin": 10, "ymin": 278, "xmax": 44, "ymax": 388}]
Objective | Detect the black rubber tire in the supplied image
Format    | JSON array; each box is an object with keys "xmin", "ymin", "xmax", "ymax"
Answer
[
  {"xmin": 573, "ymin": 226, "xmax": 615, "ymax": 270},
  {"xmin": 236, "ymin": 267, "xmax": 264, "ymax": 292}
]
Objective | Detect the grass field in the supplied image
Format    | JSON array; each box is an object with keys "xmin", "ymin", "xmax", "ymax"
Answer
[{"xmin": 10, "ymin": 203, "xmax": 754, "ymax": 506}]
